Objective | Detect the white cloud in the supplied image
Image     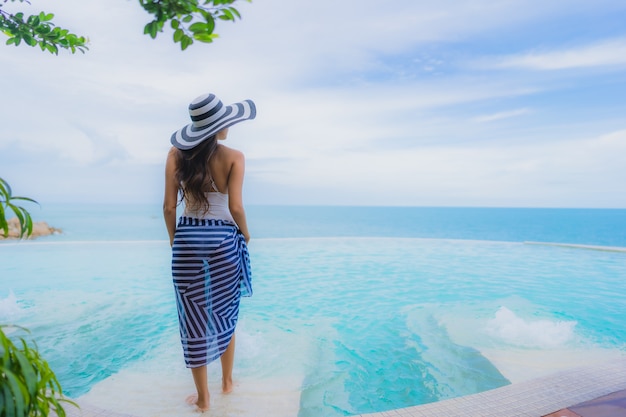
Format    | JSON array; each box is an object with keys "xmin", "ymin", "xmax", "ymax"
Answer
[
  {"xmin": 481, "ymin": 38, "xmax": 626, "ymax": 71},
  {"xmin": 245, "ymin": 129, "xmax": 626, "ymax": 207},
  {"xmin": 472, "ymin": 109, "xmax": 531, "ymax": 123}
]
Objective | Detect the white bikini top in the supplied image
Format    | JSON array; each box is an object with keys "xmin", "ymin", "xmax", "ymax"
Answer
[{"xmin": 183, "ymin": 179, "xmax": 236, "ymax": 224}]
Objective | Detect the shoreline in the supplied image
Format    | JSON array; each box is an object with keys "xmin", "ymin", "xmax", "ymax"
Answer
[{"xmin": 0, "ymin": 218, "xmax": 61, "ymax": 240}]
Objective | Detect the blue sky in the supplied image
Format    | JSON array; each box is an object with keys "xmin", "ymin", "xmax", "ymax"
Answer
[{"xmin": 1, "ymin": 0, "xmax": 625, "ymax": 207}]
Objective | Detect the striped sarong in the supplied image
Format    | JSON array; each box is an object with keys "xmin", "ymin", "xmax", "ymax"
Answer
[{"xmin": 171, "ymin": 217, "xmax": 252, "ymax": 368}]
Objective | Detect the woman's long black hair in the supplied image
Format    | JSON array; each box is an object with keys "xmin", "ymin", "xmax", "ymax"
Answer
[{"xmin": 174, "ymin": 136, "xmax": 218, "ymax": 213}]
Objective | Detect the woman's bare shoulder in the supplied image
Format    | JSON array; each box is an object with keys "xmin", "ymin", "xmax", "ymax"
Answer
[
  {"xmin": 218, "ymin": 144, "xmax": 245, "ymax": 161},
  {"xmin": 166, "ymin": 147, "xmax": 180, "ymax": 168},
  {"xmin": 167, "ymin": 146, "xmax": 180, "ymax": 158}
]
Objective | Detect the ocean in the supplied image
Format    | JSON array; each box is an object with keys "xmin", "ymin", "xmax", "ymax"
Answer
[
  {"xmin": 18, "ymin": 203, "xmax": 626, "ymax": 245},
  {"xmin": 1, "ymin": 204, "xmax": 625, "ymax": 416}
]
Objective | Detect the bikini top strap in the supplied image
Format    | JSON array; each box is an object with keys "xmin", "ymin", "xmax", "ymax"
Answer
[{"xmin": 209, "ymin": 177, "xmax": 220, "ymax": 193}]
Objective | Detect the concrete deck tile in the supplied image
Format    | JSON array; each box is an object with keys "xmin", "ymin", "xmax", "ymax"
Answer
[{"xmin": 60, "ymin": 357, "xmax": 626, "ymax": 417}]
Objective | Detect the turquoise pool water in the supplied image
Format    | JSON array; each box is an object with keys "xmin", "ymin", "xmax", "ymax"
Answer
[{"xmin": 2, "ymin": 233, "xmax": 625, "ymax": 416}]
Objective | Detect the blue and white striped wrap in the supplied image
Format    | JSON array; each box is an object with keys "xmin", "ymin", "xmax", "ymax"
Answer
[{"xmin": 171, "ymin": 217, "xmax": 252, "ymax": 368}]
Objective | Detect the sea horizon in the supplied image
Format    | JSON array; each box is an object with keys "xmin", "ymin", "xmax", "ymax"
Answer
[{"xmin": 13, "ymin": 203, "xmax": 626, "ymax": 249}]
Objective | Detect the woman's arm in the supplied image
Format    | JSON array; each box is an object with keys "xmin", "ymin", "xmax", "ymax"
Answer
[
  {"xmin": 163, "ymin": 147, "xmax": 180, "ymax": 247},
  {"xmin": 227, "ymin": 150, "xmax": 250, "ymax": 243}
]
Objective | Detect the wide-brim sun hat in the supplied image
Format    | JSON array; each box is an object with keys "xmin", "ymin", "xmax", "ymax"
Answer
[{"xmin": 171, "ymin": 93, "xmax": 256, "ymax": 150}]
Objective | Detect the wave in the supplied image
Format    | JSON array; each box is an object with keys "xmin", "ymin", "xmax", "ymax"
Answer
[
  {"xmin": 485, "ymin": 306, "xmax": 577, "ymax": 348},
  {"xmin": 0, "ymin": 290, "xmax": 23, "ymax": 323}
]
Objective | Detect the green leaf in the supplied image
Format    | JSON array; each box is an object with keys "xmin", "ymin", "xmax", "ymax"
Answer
[
  {"xmin": 193, "ymin": 32, "xmax": 218, "ymax": 43},
  {"xmin": 11, "ymin": 196, "xmax": 39, "ymax": 205},
  {"xmin": 220, "ymin": 8, "xmax": 234, "ymax": 21},
  {"xmin": 22, "ymin": 33, "xmax": 37, "ymax": 46},
  {"xmin": 5, "ymin": 202, "xmax": 33, "ymax": 239},
  {"xmin": 173, "ymin": 28, "xmax": 184, "ymax": 42},
  {"xmin": 2, "ymin": 371, "xmax": 28, "ymax": 417},
  {"xmin": 180, "ymin": 34, "xmax": 192, "ymax": 50},
  {"xmin": 46, "ymin": 43, "xmax": 58, "ymax": 54},
  {"xmin": 27, "ymin": 15, "xmax": 41, "ymax": 27},
  {"xmin": 39, "ymin": 12, "xmax": 55, "ymax": 22},
  {"xmin": 13, "ymin": 344, "xmax": 38, "ymax": 395},
  {"xmin": 24, "ymin": 215, "xmax": 33, "ymax": 237},
  {"xmin": 228, "ymin": 7, "xmax": 241, "ymax": 19},
  {"xmin": 0, "ymin": 178, "xmax": 10, "ymax": 200},
  {"xmin": 0, "ymin": 205, "xmax": 7, "ymax": 237},
  {"xmin": 188, "ymin": 22, "xmax": 209, "ymax": 33}
]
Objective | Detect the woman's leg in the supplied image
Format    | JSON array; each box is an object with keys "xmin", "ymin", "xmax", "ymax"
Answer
[
  {"xmin": 220, "ymin": 334, "xmax": 236, "ymax": 393},
  {"xmin": 189, "ymin": 365, "xmax": 210, "ymax": 410}
]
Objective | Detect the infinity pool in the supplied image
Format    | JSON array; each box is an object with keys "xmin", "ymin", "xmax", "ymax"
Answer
[{"xmin": 1, "ymin": 237, "xmax": 625, "ymax": 416}]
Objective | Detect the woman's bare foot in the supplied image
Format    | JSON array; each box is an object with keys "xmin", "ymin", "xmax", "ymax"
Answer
[
  {"xmin": 222, "ymin": 377, "xmax": 234, "ymax": 394},
  {"xmin": 186, "ymin": 394, "xmax": 210, "ymax": 412}
]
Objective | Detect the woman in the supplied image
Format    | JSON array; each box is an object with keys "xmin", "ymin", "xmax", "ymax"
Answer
[{"xmin": 163, "ymin": 92, "xmax": 255, "ymax": 412}]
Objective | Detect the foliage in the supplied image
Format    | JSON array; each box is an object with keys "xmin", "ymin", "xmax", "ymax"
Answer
[
  {"xmin": 0, "ymin": 0, "xmax": 251, "ymax": 53},
  {"xmin": 139, "ymin": 0, "xmax": 251, "ymax": 50},
  {"xmin": 0, "ymin": 177, "xmax": 38, "ymax": 239},
  {"xmin": 0, "ymin": 0, "xmax": 88, "ymax": 54},
  {"xmin": 0, "ymin": 325, "xmax": 78, "ymax": 417}
]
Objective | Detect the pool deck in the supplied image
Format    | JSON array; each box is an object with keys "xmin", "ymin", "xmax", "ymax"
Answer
[{"xmin": 63, "ymin": 356, "xmax": 626, "ymax": 417}]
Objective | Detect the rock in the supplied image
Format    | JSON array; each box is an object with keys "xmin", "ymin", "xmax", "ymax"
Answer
[{"xmin": 0, "ymin": 217, "xmax": 62, "ymax": 240}]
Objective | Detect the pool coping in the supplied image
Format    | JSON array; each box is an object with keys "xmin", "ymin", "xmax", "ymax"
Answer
[{"xmin": 62, "ymin": 356, "xmax": 626, "ymax": 417}]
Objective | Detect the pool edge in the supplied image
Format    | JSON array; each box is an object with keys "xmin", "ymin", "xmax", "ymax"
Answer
[{"xmin": 61, "ymin": 356, "xmax": 626, "ymax": 417}]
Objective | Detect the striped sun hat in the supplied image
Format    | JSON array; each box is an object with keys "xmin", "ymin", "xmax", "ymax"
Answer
[{"xmin": 171, "ymin": 93, "xmax": 256, "ymax": 150}]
